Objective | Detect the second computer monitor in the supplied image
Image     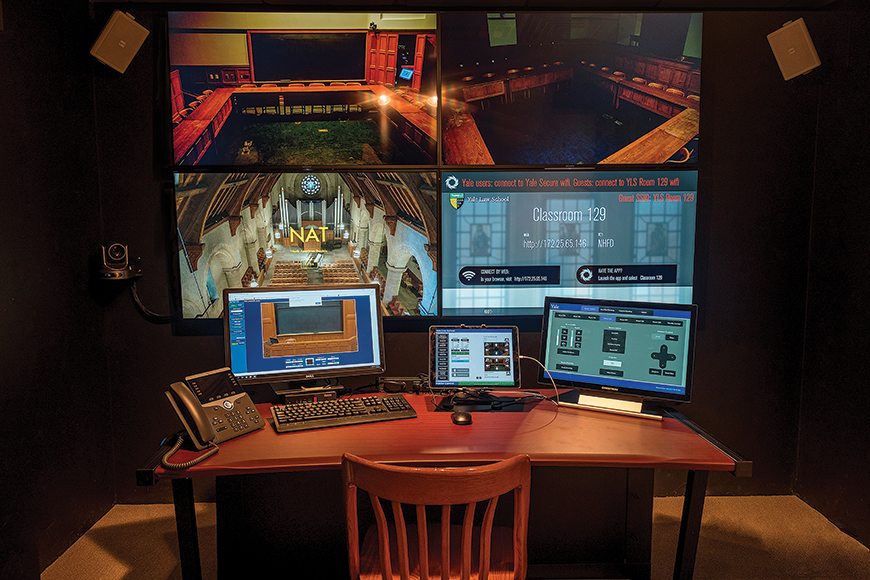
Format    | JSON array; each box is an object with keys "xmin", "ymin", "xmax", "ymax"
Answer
[{"xmin": 539, "ymin": 296, "xmax": 697, "ymax": 407}]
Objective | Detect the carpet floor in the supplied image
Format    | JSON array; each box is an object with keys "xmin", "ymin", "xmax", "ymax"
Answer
[{"xmin": 42, "ymin": 496, "xmax": 870, "ymax": 580}]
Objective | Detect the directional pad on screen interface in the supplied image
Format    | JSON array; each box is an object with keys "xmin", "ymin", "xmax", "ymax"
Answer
[{"xmin": 651, "ymin": 345, "xmax": 677, "ymax": 369}]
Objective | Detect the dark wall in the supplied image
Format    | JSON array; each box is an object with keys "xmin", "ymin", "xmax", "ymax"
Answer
[
  {"xmin": 796, "ymin": 2, "xmax": 870, "ymax": 548},
  {"xmin": 0, "ymin": 1, "xmax": 112, "ymax": 575},
  {"xmin": 3, "ymin": 3, "xmax": 869, "ymax": 577},
  {"xmin": 88, "ymin": 8, "xmax": 230, "ymax": 505},
  {"xmin": 653, "ymin": 10, "xmax": 818, "ymax": 496}
]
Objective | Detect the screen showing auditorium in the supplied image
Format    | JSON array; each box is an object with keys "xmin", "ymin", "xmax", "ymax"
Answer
[
  {"xmin": 440, "ymin": 12, "xmax": 701, "ymax": 166},
  {"xmin": 168, "ymin": 12, "xmax": 437, "ymax": 167},
  {"xmin": 173, "ymin": 171, "xmax": 438, "ymax": 319},
  {"xmin": 440, "ymin": 169, "xmax": 697, "ymax": 317}
]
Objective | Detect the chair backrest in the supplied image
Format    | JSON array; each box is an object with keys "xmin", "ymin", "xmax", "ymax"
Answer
[{"xmin": 342, "ymin": 453, "xmax": 531, "ymax": 580}]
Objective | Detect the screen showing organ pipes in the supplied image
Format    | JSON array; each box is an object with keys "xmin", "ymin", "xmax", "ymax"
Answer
[
  {"xmin": 440, "ymin": 170, "xmax": 697, "ymax": 317},
  {"xmin": 173, "ymin": 171, "xmax": 438, "ymax": 320}
]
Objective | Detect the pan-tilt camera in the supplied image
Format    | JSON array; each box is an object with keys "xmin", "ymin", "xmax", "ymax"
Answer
[{"xmin": 98, "ymin": 243, "xmax": 141, "ymax": 280}]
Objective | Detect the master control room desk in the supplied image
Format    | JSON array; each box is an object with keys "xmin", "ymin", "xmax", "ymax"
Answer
[{"xmin": 140, "ymin": 393, "xmax": 749, "ymax": 580}]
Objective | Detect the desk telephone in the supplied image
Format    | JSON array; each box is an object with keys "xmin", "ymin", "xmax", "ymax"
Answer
[{"xmin": 162, "ymin": 367, "xmax": 264, "ymax": 469}]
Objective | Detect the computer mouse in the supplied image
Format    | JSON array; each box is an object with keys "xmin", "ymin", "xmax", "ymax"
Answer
[{"xmin": 451, "ymin": 410, "xmax": 473, "ymax": 425}]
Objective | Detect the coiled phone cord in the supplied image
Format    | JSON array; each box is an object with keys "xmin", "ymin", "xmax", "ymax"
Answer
[{"xmin": 160, "ymin": 435, "xmax": 219, "ymax": 470}]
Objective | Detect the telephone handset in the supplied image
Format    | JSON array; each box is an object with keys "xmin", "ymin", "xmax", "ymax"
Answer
[{"xmin": 162, "ymin": 367, "xmax": 264, "ymax": 470}]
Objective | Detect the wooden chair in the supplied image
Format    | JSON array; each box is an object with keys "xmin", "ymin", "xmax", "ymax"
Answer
[{"xmin": 342, "ymin": 453, "xmax": 531, "ymax": 580}]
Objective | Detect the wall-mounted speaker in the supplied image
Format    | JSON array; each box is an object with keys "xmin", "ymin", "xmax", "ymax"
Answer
[
  {"xmin": 767, "ymin": 18, "xmax": 821, "ymax": 81},
  {"xmin": 89, "ymin": 10, "xmax": 149, "ymax": 74}
]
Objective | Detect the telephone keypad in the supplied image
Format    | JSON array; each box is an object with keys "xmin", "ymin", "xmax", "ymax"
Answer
[{"xmin": 204, "ymin": 394, "xmax": 264, "ymax": 442}]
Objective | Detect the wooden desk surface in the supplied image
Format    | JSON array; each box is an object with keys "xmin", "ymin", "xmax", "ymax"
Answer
[{"xmin": 157, "ymin": 393, "xmax": 736, "ymax": 479}]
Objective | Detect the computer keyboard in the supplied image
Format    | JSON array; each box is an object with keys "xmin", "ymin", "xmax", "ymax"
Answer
[{"xmin": 270, "ymin": 394, "xmax": 417, "ymax": 433}]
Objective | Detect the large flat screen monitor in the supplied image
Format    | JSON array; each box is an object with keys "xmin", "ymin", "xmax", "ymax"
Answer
[
  {"xmin": 174, "ymin": 171, "xmax": 437, "ymax": 321},
  {"xmin": 168, "ymin": 11, "xmax": 437, "ymax": 167},
  {"xmin": 440, "ymin": 169, "xmax": 698, "ymax": 318},
  {"xmin": 538, "ymin": 296, "xmax": 696, "ymax": 417},
  {"xmin": 441, "ymin": 12, "xmax": 702, "ymax": 166},
  {"xmin": 223, "ymin": 284, "xmax": 385, "ymax": 390}
]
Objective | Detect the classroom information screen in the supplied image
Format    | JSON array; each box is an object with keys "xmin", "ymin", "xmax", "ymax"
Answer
[{"xmin": 440, "ymin": 170, "xmax": 698, "ymax": 316}]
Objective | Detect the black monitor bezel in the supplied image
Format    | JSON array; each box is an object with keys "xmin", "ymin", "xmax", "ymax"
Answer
[{"xmin": 537, "ymin": 296, "xmax": 697, "ymax": 404}]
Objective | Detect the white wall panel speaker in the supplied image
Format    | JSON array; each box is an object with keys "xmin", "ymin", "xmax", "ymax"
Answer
[
  {"xmin": 90, "ymin": 10, "xmax": 149, "ymax": 73},
  {"xmin": 767, "ymin": 18, "xmax": 821, "ymax": 81}
]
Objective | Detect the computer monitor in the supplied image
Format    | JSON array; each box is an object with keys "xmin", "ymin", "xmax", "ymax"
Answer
[
  {"xmin": 223, "ymin": 284, "xmax": 385, "ymax": 393},
  {"xmin": 538, "ymin": 296, "xmax": 696, "ymax": 419}
]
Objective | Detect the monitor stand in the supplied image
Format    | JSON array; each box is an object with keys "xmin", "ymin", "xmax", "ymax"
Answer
[
  {"xmin": 554, "ymin": 390, "xmax": 663, "ymax": 421},
  {"xmin": 439, "ymin": 389, "xmax": 530, "ymax": 413},
  {"xmin": 270, "ymin": 379, "xmax": 342, "ymax": 403}
]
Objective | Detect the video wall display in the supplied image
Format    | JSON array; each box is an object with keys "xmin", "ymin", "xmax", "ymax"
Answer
[
  {"xmin": 166, "ymin": 11, "xmax": 701, "ymax": 323},
  {"xmin": 168, "ymin": 11, "xmax": 700, "ymax": 169},
  {"xmin": 173, "ymin": 171, "xmax": 438, "ymax": 320}
]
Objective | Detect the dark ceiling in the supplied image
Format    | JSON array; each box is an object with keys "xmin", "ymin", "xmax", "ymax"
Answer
[{"xmin": 94, "ymin": 1, "xmax": 839, "ymax": 9}]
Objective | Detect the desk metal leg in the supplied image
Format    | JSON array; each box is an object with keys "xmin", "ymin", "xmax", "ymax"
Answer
[
  {"xmin": 172, "ymin": 478, "xmax": 203, "ymax": 580},
  {"xmin": 626, "ymin": 468, "xmax": 653, "ymax": 580},
  {"xmin": 673, "ymin": 469, "xmax": 709, "ymax": 580}
]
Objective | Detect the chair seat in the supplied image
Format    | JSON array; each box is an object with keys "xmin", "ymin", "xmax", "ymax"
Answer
[{"xmin": 359, "ymin": 523, "xmax": 517, "ymax": 580}]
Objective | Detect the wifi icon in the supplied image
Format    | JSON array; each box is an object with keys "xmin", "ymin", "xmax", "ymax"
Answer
[{"xmin": 459, "ymin": 268, "xmax": 477, "ymax": 284}]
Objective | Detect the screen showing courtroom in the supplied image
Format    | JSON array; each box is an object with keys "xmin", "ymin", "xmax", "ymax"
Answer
[{"xmin": 168, "ymin": 12, "xmax": 437, "ymax": 167}]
